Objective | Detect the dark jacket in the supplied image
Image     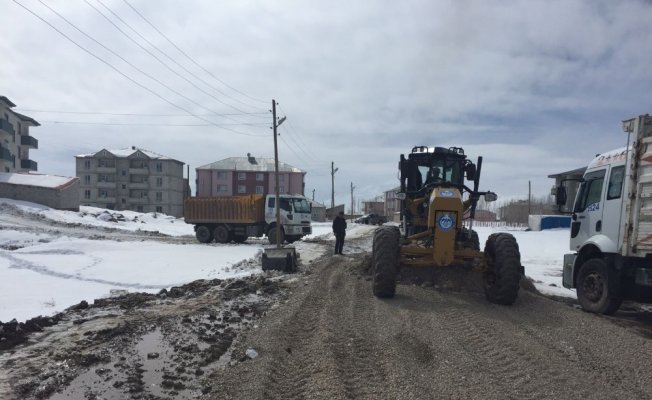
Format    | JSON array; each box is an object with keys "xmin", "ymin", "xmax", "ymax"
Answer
[{"xmin": 332, "ymin": 215, "xmax": 347, "ymax": 235}]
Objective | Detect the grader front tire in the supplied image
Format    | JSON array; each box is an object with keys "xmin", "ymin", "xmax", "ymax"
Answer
[
  {"xmin": 372, "ymin": 226, "xmax": 400, "ymax": 298},
  {"xmin": 483, "ymin": 233, "xmax": 521, "ymax": 305}
]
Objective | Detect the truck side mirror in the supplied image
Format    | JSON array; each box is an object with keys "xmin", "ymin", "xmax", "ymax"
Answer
[
  {"xmin": 484, "ymin": 192, "xmax": 497, "ymax": 202},
  {"xmin": 555, "ymin": 186, "xmax": 567, "ymax": 207},
  {"xmin": 465, "ymin": 163, "xmax": 477, "ymax": 181}
]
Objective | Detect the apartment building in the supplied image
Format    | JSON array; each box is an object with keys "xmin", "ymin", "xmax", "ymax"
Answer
[
  {"xmin": 75, "ymin": 147, "xmax": 187, "ymax": 217},
  {"xmin": 196, "ymin": 153, "xmax": 305, "ymax": 197},
  {"xmin": 0, "ymin": 96, "xmax": 39, "ymax": 173}
]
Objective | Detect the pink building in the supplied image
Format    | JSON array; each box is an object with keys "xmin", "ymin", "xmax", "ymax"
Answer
[{"xmin": 196, "ymin": 154, "xmax": 306, "ymax": 197}]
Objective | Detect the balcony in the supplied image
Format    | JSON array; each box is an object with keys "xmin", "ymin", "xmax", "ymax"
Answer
[
  {"xmin": 0, "ymin": 146, "xmax": 13, "ymax": 162},
  {"xmin": 97, "ymin": 181, "xmax": 117, "ymax": 188},
  {"xmin": 21, "ymin": 159, "xmax": 38, "ymax": 171},
  {"xmin": 128, "ymin": 182, "xmax": 149, "ymax": 189},
  {"xmin": 129, "ymin": 167, "xmax": 149, "ymax": 174},
  {"xmin": 0, "ymin": 119, "xmax": 14, "ymax": 136},
  {"xmin": 20, "ymin": 135, "xmax": 38, "ymax": 149}
]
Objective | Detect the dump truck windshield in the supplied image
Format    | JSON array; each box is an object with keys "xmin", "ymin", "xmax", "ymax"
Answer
[{"xmin": 292, "ymin": 198, "xmax": 311, "ymax": 213}]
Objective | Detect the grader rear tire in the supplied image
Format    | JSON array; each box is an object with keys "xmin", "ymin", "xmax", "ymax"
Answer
[
  {"xmin": 483, "ymin": 233, "xmax": 521, "ymax": 305},
  {"xmin": 372, "ymin": 226, "xmax": 400, "ymax": 298}
]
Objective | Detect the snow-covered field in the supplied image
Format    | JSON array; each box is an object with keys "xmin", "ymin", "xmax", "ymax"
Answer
[{"xmin": 0, "ymin": 199, "xmax": 574, "ymax": 322}]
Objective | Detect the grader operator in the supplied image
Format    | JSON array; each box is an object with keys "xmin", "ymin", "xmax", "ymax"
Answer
[{"xmin": 372, "ymin": 146, "xmax": 523, "ymax": 305}]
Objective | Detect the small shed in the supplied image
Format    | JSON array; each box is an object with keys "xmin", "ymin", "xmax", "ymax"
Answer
[
  {"xmin": 0, "ymin": 172, "xmax": 80, "ymax": 211},
  {"xmin": 309, "ymin": 200, "xmax": 326, "ymax": 222}
]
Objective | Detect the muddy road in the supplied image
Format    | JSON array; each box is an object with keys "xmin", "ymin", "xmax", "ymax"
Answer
[{"xmin": 2, "ymin": 233, "xmax": 652, "ymax": 399}]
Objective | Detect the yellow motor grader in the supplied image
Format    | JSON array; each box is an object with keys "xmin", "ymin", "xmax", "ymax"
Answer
[{"xmin": 372, "ymin": 146, "xmax": 523, "ymax": 304}]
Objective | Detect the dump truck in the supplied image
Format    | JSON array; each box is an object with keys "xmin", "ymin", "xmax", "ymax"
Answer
[
  {"xmin": 184, "ymin": 194, "xmax": 312, "ymax": 244},
  {"xmin": 555, "ymin": 114, "xmax": 652, "ymax": 314},
  {"xmin": 372, "ymin": 146, "xmax": 523, "ymax": 305}
]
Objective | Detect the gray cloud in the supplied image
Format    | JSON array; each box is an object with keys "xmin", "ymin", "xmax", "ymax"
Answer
[{"xmin": 3, "ymin": 0, "xmax": 652, "ymax": 210}]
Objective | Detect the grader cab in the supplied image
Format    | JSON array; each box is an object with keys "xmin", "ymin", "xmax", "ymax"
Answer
[{"xmin": 372, "ymin": 146, "xmax": 523, "ymax": 305}]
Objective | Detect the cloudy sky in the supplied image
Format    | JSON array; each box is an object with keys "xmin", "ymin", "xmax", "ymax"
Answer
[{"xmin": 3, "ymin": 0, "xmax": 652, "ymax": 209}]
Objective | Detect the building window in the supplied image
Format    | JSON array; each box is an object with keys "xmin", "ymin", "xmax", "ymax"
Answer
[
  {"xmin": 99, "ymin": 190, "xmax": 108, "ymax": 198},
  {"xmin": 279, "ymin": 174, "xmax": 286, "ymax": 182},
  {"xmin": 256, "ymin": 173, "xmax": 264, "ymax": 181},
  {"xmin": 156, "ymin": 177, "xmax": 163, "ymax": 187},
  {"xmin": 84, "ymin": 189, "xmax": 91, "ymax": 199},
  {"xmin": 217, "ymin": 184, "xmax": 228, "ymax": 193},
  {"xmin": 122, "ymin": 184, "xmax": 126, "ymax": 189},
  {"xmin": 217, "ymin": 171, "xmax": 227, "ymax": 180},
  {"xmin": 121, "ymin": 170, "xmax": 127, "ymax": 176},
  {"xmin": 256, "ymin": 186, "xmax": 264, "ymax": 194},
  {"xmin": 279, "ymin": 186, "xmax": 285, "ymax": 193},
  {"xmin": 156, "ymin": 162, "xmax": 163, "ymax": 172},
  {"xmin": 84, "ymin": 160, "xmax": 91, "ymax": 169},
  {"xmin": 84, "ymin": 175, "xmax": 91, "ymax": 184},
  {"xmin": 238, "ymin": 185, "xmax": 246, "ymax": 194},
  {"xmin": 136, "ymin": 205, "xmax": 144, "ymax": 212},
  {"xmin": 238, "ymin": 172, "xmax": 246, "ymax": 181},
  {"xmin": 156, "ymin": 206, "xmax": 163, "ymax": 213},
  {"xmin": 156, "ymin": 192, "xmax": 162, "ymax": 202}
]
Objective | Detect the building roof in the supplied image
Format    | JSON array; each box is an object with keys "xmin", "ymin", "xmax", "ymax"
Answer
[
  {"xmin": 12, "ymin": 111, "xmax": 40, "ymax": 126},
  {"xmin": 0, "ymin": 172, "xmax": 78, "ymax": 189},
  {"xmin": 547, "ymin": 167, "xmax": 586, "ymax": 179},
  {"xmin": 76, "ymin": 147, "xmax": 183, "ymax": 163},
  {"xmin": 0, "ymin": 96, "xmax": 16, "ymax": 108},
  {"xmin": 198, "ymin": 156, "xmax": 305, "ymax": 173}
]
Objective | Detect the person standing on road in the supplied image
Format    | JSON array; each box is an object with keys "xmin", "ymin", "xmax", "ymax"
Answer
[{"xmin": 332, "ymin": 211, "xmax": 347, "ymax": 255}]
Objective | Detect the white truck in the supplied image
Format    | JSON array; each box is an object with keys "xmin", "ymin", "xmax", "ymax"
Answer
[{"xmin": 556, "ymin": 114, "xmax": 652, "ymax": 314}]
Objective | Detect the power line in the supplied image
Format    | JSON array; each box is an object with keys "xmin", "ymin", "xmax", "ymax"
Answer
[
  {"xmin": 277, "ymin": 104, "xmax": 319, "ymax": 161},
  {"xmin": 38, "ymin": 0, "xmax": 264, "ymax": 126},
  {"xmin": 122, "ymin": 0, "xmax": 268, "ymax": 105},
  {"xmin": 90, "ymin": 0, "xmax": 263, "ymax": 115},
  {"xmin": 40, "ymin": 120, "xmax": 270, "ymax": 128},
  {"xmin": 12, "ymin": 0, "xmax": 264, "ymax": 138},
  {"xmin": 16, "ymin": 108, "xmax": 269, "ymax": 117}
]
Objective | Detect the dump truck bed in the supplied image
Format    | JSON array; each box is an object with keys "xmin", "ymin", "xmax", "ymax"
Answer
[
  {"xmin": 184, "ymin": 195, "xmax": 266, "ymax": 224},
  {"xmin": 624, "ymin": 115, "xmax": 652, "ymax": 256}
]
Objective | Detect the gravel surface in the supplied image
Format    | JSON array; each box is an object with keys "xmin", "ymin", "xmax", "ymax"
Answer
[{"xmin": 1, "ymin": 232, "xmax": 652, "ymax": 399}]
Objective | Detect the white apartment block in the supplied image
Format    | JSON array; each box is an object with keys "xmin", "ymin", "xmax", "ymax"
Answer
[
  {"xmin": 0, "ymin": 96, "xmax": 39, "ymax": 173},
  {"xmin": 75, "ymin": 147, "xmax": 187, "ymax": 217}
]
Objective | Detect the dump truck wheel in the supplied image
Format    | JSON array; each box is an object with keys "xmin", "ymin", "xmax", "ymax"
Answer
[
  {"xmin": 372, "ymin": 226, "xmax": 400, "ymax": 298},
  {"xmin": 286, "ymin": 235, "xmax": 300, "ymax": 244},
  {"xmin": 267, "ymin": 226, "xmax": 285, "ymax": 245},
  {"xmin": 214, "ymin": 225, "xmax": 231, "ymax": 244},
  {"xmin": 233, "ymin": 235, "xmax": 247, "ymax": 244},
  {"xmin": 483, "ymin": 233, "xmax": 521, "ymax": 305},
  {"xmin": 195, "ymin": 225, "xmax": 213, "ymax": 243},
  {"xmin": 576, "ymin": 258, "xmax": 622, "ymax": 315}
]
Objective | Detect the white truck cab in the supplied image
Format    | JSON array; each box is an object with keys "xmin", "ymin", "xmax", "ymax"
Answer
[
  {"xmin": 265, "ymin": 194, "xmax": 312, "ymax": 243},
  {"xmin": 558, "ymin": 115, "xmax": 652, "ymax": 314}
]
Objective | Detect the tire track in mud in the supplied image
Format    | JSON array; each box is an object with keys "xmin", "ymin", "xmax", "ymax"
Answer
[
  {"xmin": 435, "ymin": 301, "xmax": 565, "ymax": 400},
  {"xmin": 322, "ymin": 266, "xmax": 389, "ymax": 400},
  {"xmin": 259, "ymin": 264, "xmax": 343, "ymax": 399},
  {"xmin": 495, "ymin": 295, "xmax": 652, "ymax": 399}
]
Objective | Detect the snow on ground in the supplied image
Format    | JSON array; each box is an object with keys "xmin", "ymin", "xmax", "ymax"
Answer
[{"xmin": 0, "ymin": 198, "xmax": 575, "ymax": 322}]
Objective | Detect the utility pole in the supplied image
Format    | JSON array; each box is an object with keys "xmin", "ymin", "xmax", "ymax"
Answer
[
  {"xmin": 272, "ymin": 99, "xmax": 286, "ymax": 248},
  {"xmin": 312, "ymin": 188, "xmax": 315, "ymax": 202},
  {"xmin": 331, "ymin": 161, "xmax": 338, "ymax": 210},
  {"xmin": 350, "ymin": 181, "xmax": 356, "ymax": 222}
]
